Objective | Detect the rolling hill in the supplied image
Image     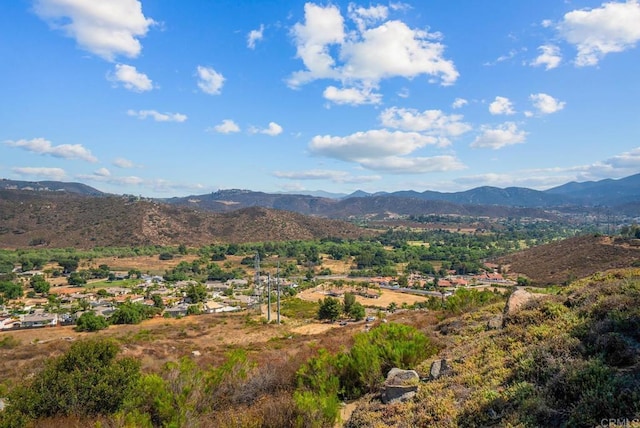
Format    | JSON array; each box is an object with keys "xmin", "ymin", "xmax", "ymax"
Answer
[{"xmin": 0, "ymin": 190, "xmax": 371, "ymax": 248}]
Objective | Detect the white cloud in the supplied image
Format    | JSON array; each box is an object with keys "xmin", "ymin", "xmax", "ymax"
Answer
[
  {"xmin": 94, "ymin": 167, "xmax": 111, "ymax": 177},
  {"xmin": 471, "ymin": 122, "xmax": 527, "ymax": 149},
  {"xmin": 5, "ymin": 137, "xmax": 97, "ymax": 162},
  {"xmin": 340, "ymin": 20, "xmax": 458, "ymax": 85},
  {"xmin": 260, "ymin": 122, "xmax": 283, "ymax": 136},
  {"xmin": 288, "ymin": 3, "xmax": 458, "ymax": 93},
  {"xmin": 347, "ymin": 3, "xmax": 388, "ymax": 32},
  {"xmin": 247, "ymin": 24, "xmax": 264, "ymax": 49},
  {"xmin": 108, "ymin": 64, "xmax": 153, "ymax": 92},
  {"xmin": 323, "ymin": 85, "xmax": 382, "ymax": 105},
  {"xmin": 397, "ymin": 87, "xmax": 410, "ymax": 98},
  {"xmin": 530, "ymin": 44, "xmax": 562, "ymax": 70},
  {"xmin": 113, "ymin": 157, "xmax": 134, "ymax": 168},
  {"xmin": 530, "ymin": 93, "xmax": 566, "ymax": 115},
  {"xmin": 489, "ymin": 96, "xmax": 515, "ymax": 115},
  {"xmin": 273, "ymin": 169, "xmax": 380, "ymax": 183},
  {"xmin": 289, "ymin": 3, "xmax": 345, "ymax": 86},
  {"xmin": 558, "ymin": 0, "xmax": 640, "ymax": 66},
  {"xmin": 12, "ymin": 166, "xmax": 66, "ymax": 181},
  {"xmin": 379, "ymin": 107, "xmax": 471, "ymax": 145},
  {"xmin": 389, "ymin": 2, "xmax": 411, "ymax": 12},
  {"xmin": 196, "ymin": 66, "xmax": 225, "ymax": 95},
  {"xmin": 127, "ymin": 109, "xmax": 187, "ymax": 122},
  {"xmin": 310, "ymin": 129, "xmax": 438, "ymax": 162},
  {"xmin": 358, "ymin": 155, "xmax": 465, "ymax": 174},
  {"xmin": 214, "ymin": 119, "xmax": 241, "ymax": 134},
  {"xmin": 452, "ymin": 98, "xmax": 468, "ymax": 109},
  {"xmin": 33, "ymin": 0, "xmax": 155, "ymax": 61}
]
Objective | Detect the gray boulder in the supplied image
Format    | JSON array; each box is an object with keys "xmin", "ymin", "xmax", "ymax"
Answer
[
  {"xmin": 429, "ymin": 359, "xmax": 451, "ymax": 380},
  {"xmin": 381, "ymin": 368, "xmax": 420, "ymax": 404}
]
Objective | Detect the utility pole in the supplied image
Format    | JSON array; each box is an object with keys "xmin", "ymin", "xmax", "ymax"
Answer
[
  {"xmin": 276, "ymin": 261, "xmax": 281, "ymax": 325},
  {"xmin": 267, "ymin": 273, "xmax": 271, "ymax": 322},
  {"xmin": 254, "ymin": 253, "xmax": 261, "ymax": 313}
]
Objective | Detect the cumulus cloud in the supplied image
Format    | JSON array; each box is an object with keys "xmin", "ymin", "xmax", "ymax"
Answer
[
  {"xmin": 12, "ymin": 166, "xmax": 66, "ymax": 181},
  {"xmin": 108, "ymin": 64, "xmax": 153, "ymax": 92},
  {"xmin": 310, "ymin": 129, "xmax": 437, "ymax": 161},
  {"xmin": 247, "ymin": 24, "xmax": 264, "ymax": 49},
  {"xmin": 77, "ymin": 171, "xmax": 144, "ymax": 186},
  {"xmin": 347, "ymin": 3, "xmax": 388, "ymax": 32},
  {"xmin": 489, "ymin": 96, "xmax": 515, "ymax": 115},
  {"xmin": 470, "ymin": 122, "xmax": 527, "ymax": 149},
  {"xmin": 273, "ymin": 169, "xmax": 380, "ymax": 183},
  {"xmin": 359, "ymin": 155, "xmax": 465, "ymax": 174},
  {"xmin": 113, "ymin": 157, "xmax": 134, "ymax": 168},
  {"xmin": 379, "ymin": 107, "xmax": 471, "ymax": 145},
  {"xmin": 288, "ymin": 2, "xmax": 458, "ymax": 101},
  {"xmin": 33, "ymin": 0, "xmax": 155, "ymax": 61},
  {"xmin": 196, "ymin": 66, "xmax": 225, "ymax": 95},
  {"xmin": 452, "ymin": 98, "xmax": 468, "ymax": 109},
  {"xmin": 214, "ymin": 119, "xmax": 241, "ymax": 134},
  {"xmin": 529, "ymin": 93, "xmax": 566, "ymax": 115},
  {"xmin": 94, "ymin": 167, "xmax": 111, "ymax": 177},
  {"xmin": 323, "ymin": 86, "xmax": 382, "ymax": 105},
  {"xmin": 558, "ymin": 0, "xmax": 640, "ymax": 66},
  {"xmin": 530, "ymin": 44, "xmax": 562, "ymax": 70},
  {"xmin": 5, "ymin": 138, "xmax": 97, "ymax": 162},
  {"xmin": 127, "ymin": 109, "xmax": 187, "ymax": 122},
  {"xmin": 251, "ymin": 122, "xmax": 283, "ymax": 136}
]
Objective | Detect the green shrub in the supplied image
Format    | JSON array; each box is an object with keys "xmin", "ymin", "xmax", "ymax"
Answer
[
  {"xmin": 75, "ymin": 311, "xmax": 108, "ymax": 332},
  {"xmin": 4, "ymin": 339, "xmax": 140, "ymax": 421}
]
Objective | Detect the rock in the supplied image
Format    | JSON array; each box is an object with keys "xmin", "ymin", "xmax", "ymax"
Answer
[
  {"xmin": 486, "ymin": 315, "xmax": 503, "ymax": 330},
  {"xmin": 429, "ymin": 359, "xmax": 451, "ymax": 380},
  {"xmin": 381, "ymin": 368, "xmax": 420, "ymax": 404},
  {"xmin": 191, "ymin": 350, "xmax": 201, "ymax": 357},
  {"xmin": 502, "ymin": 288, "xmax": 538, "ymax": 327}
]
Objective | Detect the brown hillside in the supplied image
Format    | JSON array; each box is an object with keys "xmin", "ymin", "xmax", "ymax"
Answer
[
  {"xmin": 497, "ymin": 235, "xmax": 640, "ymax": 285},
  {"xmin": 0, "ymin": 191, "xmax": 371, "ymax": 248}
]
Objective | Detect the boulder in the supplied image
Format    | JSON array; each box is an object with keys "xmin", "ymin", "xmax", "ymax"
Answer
[
  {"xmin": 381, "ymin": 368, "xmax": 420, "ymax": 404},
  {"xmin": 429, "ymin": 359, "xmax": 451, "ymax": 380}
]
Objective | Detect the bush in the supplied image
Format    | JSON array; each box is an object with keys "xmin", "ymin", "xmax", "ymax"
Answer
[
  {"xmin": 75, "ymin": 312, "xmax": 109, "ymax": 332},
  {"xmin": 4, "ymin": 339, "xmax": 140, "ymax": 421}
]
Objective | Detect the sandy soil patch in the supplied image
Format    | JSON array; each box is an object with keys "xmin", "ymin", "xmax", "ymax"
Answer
[
  {"xmin": 297, "ymin": 286, "xmax": 429, "ymax": 308},
  {"xmin": 86, "ymin": 254, "xmax": 200, "ymax": 274}
]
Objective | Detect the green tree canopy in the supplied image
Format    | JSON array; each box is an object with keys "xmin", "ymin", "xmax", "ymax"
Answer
[
  {"xmin": 75, "ymin": 312, "xmax": 109, "ymax": 332},
  {"xmin": 318, "ymin": 297, "xmax": 342, "ymax": 322}
]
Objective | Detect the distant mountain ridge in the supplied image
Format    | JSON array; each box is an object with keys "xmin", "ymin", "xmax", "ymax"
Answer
[
  {"xmin": 0, "ymin": 179, "xmax": 103, "ymax": 195},
  {"xmin": 3, "ymin": 173, "xmax": 640, "ymax": 218}
]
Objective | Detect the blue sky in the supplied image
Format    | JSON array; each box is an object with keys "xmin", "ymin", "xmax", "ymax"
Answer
[{"xmin": 1, "ymin": 0, "xmax": 639, "ymax": 197}]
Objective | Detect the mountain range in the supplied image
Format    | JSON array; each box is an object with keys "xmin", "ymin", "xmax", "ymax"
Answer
[{"xmin": 2, "ymin": 173, "xmax": 640, "ymax": 221}]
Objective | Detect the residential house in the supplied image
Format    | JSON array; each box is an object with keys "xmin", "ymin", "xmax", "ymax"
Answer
[{"xmin": 21, "ymin": 312, "xmax": 58, "ymax": 328}]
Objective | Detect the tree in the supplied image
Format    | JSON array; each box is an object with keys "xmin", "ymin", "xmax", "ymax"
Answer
[
  {"xmin": 75, "ymin": 312, "xmax": 108, "ymax": 332},
  {"xmin": 349, "ymin": 302, "xmax": 366, "ymax": 321},
  {"xmin": 185, "ymin": 283, "xmax": 208, "ymax": 303},
  {"xmin": 0, "ymin": 281, "xmax": 23, "ymax": 300},
  {"xmin": 58, "ymin": 258, "xmax": 79, "ymax": 274},
  {"xmin": 68, "ymin": 271, "xmax": 87, "ymax": 286},
  {"xmin": 318, "ymin": 297, "xmax": 342, "ymax": 322},
  {"xmin": 343, "ymin": 292, "xmax": 356, "ymax": 315},
  {"xmin": 30, "ymin": 275, "xmax": 50, "ymax": 294},
  {"xmin": 110, "ymin": 302, "xmax": 156, "ymax": 325},
  {"xmin": 152, "ymin": 294, "xmax": 164, "ymax": 309}
]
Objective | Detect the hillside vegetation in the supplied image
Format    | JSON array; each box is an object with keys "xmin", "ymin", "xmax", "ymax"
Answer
[
  {"xmin": 0, "ymin": 191, "xmax": 371, "ymax": 248},
  {"xmin": 1, "ymin": 270, "xmax": 639, "ymax": 427},
  {"xmin": 497, "ymin": 235, "xmax": 640, "ymax": 285}
]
